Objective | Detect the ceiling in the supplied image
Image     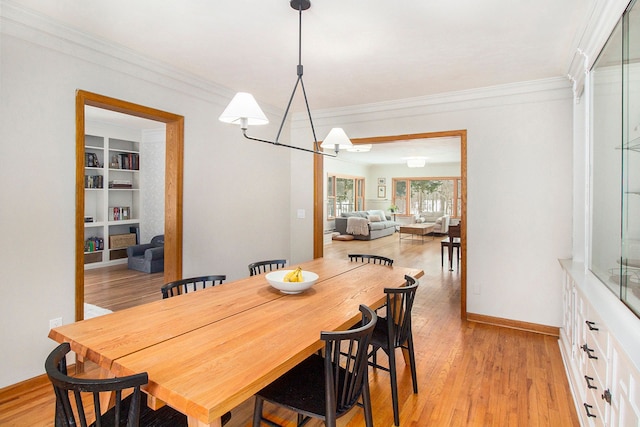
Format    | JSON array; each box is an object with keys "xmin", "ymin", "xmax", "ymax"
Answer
[{"xmin": 20, "ymin": 0, "xmax": 591, "ymax": 164}]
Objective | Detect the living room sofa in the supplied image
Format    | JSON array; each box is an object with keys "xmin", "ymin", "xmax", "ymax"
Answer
[{"xmin": 334, "ymin": 210, "xmax": 398, "ymax": 240}]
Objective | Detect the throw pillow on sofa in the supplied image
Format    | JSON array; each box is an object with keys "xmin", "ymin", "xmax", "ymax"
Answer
[
  {"xmin": 367, "ymin": 210, "xmax": 388, "ymax": 221},
  {"xmin": 367, "ymin": 214, "xmax": 382, "ymax": 222}
]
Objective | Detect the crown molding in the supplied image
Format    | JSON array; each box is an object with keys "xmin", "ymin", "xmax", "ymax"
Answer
[
  {"xmin": 0, "ymin": 0, "xmax": 284, "ymax": 116},
  {"xmin": 294, "ymin": 77, "xmax": 573, "ymax": 128}
]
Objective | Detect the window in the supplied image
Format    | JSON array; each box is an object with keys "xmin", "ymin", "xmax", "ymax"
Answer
[
  {"xmin": 326, "ymin": 174, "xmax": 365, "ymax": 219},
  {"xmin": 392, "ymin": 177, "xmax": 461, "ymax": 217}
]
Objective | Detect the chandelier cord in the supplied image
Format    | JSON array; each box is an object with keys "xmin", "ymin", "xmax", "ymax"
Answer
[{"xmin": 274, "ymin": 0, "xmax": 320, "ymax": 152}]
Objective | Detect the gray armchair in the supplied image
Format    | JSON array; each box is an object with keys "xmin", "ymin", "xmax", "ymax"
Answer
[{"xmin": 126, "ymin": 234, "xmax": 164, "ymax": 273}]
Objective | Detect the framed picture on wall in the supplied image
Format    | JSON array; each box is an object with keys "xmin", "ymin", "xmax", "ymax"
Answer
[
  {"xmin": 377, "ymin": 185, "xmax": 386, "ymax": 198},
  {"xmin": 377, "ymin": 178, "xmax": 386, "ymax": 185}
]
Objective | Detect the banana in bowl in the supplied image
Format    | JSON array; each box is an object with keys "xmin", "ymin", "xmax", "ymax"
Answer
[{"xmin": 266, "ymin": 268, "xmax": 319, "ymax": 294}]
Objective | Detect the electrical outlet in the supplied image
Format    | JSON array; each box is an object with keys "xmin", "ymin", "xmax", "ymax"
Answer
[{"xmin": 49, "ymin": 317, "xmax": 63, "ymax": 329}]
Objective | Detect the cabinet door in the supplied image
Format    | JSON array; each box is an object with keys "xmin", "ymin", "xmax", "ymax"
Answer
[{"xmin": 609, "ymin": 344, "xmax": 640, "ymax": 426}]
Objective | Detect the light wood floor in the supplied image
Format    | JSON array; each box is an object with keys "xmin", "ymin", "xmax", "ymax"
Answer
[{"xmin": 0, "ymin": 233, "xmax": 579, "ymax": 426}]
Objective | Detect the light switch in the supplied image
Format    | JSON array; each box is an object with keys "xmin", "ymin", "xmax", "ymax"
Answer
[{"xmin": 297, "ymin": 209, "xmax": 305, "ymax": 219}]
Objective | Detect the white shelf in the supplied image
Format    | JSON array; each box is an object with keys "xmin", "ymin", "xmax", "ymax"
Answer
[
  {"xmin": 107, "ymin": 219, "xmax": 139, "ymax": 226},
  {"xmin": 84, "ymin": 133, "xmax": 142, "ymax": 268},
  {"xmin": 109, "ymin": 168, "xmax": 139, "ymax": 172},
  {"xmin": 84, "ymin": 221, "xmax": 105, "ymax": 228}
]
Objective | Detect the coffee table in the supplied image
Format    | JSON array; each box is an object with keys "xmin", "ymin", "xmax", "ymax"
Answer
[{"xmin": 399, "ymin": 223, "xmax": 435, "ymax": 243}]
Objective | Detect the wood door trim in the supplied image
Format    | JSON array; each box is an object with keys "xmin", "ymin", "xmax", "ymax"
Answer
[
  {"xmin": 313, "ymin": 129, "xmax": 467, "ymax": 318},
  {"xmin": 75, "ymin": 90, "xmax": 184, "ymax": 322}
]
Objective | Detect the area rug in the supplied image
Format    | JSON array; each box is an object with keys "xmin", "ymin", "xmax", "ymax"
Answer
[{"xmin": 84, "ymin": 303, "xmax": 113, "ymax": 319}]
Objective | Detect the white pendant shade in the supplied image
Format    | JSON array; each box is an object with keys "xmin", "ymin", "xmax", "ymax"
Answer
[
  {"xmin": 320, "ymin": 128, "xmax": 353, "ymax": 150},
  {"xmin": 218, "ymin": 92, "xmax": 269, "ymax": 127}
]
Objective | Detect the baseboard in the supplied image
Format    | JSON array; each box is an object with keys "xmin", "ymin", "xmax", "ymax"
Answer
[
  {"xmin": 0, "ymin": 371, "xmax": 49, "ymax": 398},
  {"xmin": 466, "ymin": 312, "xmax": 559, "ymax": 337},
  {"xmin": 0, "ymin": 363, "xmax": 82, "ymax": 398}
]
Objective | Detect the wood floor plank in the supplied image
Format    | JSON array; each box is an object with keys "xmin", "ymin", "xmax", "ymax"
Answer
[{"xmin": 0, "ymin": 233, "xmax": 579, "ymax": 426}]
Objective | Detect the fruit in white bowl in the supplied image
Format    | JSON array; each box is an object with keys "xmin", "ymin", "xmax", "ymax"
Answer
[{"xmin": 266, "ymin": 269, "xmax": 319, "ymax": 294}]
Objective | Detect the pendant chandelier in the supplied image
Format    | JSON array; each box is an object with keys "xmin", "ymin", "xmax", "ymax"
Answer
[{"xmin": 218, "ymin": 0, "xmax": 352, "ymax": 157}]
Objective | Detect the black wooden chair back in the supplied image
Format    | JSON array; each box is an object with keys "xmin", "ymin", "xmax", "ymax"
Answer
[
  {"xmin": 348, "ymin": 254, "xmax": 394, "ymax": 266},
  {"xmin": 448, "ymin": 223, "xmax": 461, "ymax": 238},
  {"xmin": 253, "ymin": 305, "xmax": 377, "ymax": 427},
  {"xmin": 248, "ymin": 259, "xmax": 286, "ymax": 276},
  {"xmin": 46, "ymin": 342, "xmax": 149, "ymax": 427},
  {"xmin": 161, "ymin": 275, "xmax": 226, "ymax": 299},
  {"xmin": 369, "ymin": 275, "xmax": 419, "ymax": 426}
]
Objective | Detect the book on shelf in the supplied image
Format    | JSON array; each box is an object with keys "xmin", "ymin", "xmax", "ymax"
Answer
[
  {"xmin": 84, "ymin": 236, "xmax": 104, "ymax": 252},
  {"xmin": 85, "ymin": 175, "xmax": 103, "ymax": 188},
  {"xmin": 85, "ymin": 152, "xmax": 100, "ymax": 168},
  {"xmin": 118, "ymin": 153, "xmax": 139, "ymax": 170},
  {"xmin": 109, "ymin": 206, "xmax": 131, "ymax": 221},
  {"xmin": 108, "ymin": 179, "xmax": 133, "ymax": 189}
]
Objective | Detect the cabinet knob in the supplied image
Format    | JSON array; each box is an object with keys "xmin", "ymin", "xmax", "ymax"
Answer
[
  {"xmin": 584, "ymin": 375, "xmax": 597, "ymax": 390},
  {"xmin": 602, "ymin": 389, "xmax": 612, "ymax": 405},
  {"xmin": 581, "ymin": 343, "xmax": 598, "ymax": 360},
  {"xmin": 583, "ymin": 403, "xmax": 597, "ymax": 418},
  {"xmin": 585, "ymin": 320, "xmax": 599, "ymax": 331}
]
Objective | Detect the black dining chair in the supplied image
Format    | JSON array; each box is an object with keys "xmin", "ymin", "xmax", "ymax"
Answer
[
  {"xmin": 348, "ymin": 254, "xmax": 394, "ymax": 266},
  {"xmin": 248, "ymin": 259, "xmax": 287, "ymax": 276},
  {"xmin": 252, "ymin": 305, "xmax": 377, "ymax": 427},
  {"xmin": 368, "ymin": 275, "xmax": 419, "ymax": 426},
  {"xmin": 44, "ymin": 342, "xmax": 209, "ymax": 427},
  {"xmin": 440, "ymin": 223, "xmax": 461, "ymax": 271},
  {"xmin": 161, "ymin": 275, "xmax": 227, "ymax": 298}
]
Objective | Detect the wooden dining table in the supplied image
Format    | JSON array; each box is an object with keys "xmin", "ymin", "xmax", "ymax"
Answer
[{"xmin": 49, "ymin": 258, "xmax": 423, "ymax": 427}]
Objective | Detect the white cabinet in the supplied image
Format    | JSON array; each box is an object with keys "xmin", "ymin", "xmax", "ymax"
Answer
[
  {"xmin": 560, "ymin": 260, "xmax": 640, "ymax": 426},
  {"xmin": 84, "ymin": 133, "xmax": 141, "ymax": 268}
]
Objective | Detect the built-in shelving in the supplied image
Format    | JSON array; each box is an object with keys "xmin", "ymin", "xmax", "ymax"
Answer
[{"xmin": 84, "ymin": 134, "xmax": 141, "ymax": 268}]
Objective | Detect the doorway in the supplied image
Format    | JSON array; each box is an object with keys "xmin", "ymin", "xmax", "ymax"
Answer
[
  {"xmin": 75, "ymin": 90, "xmax": 184, "ymax": 322},
  {"xmin": 313, "ymin": 130, "xmax": 467, "ymax": 317}
]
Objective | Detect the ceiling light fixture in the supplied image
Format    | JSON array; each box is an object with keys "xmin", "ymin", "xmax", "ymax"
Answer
[
  {"xmin": 346, "ymin": 144, "xmax": 372, "ymax": 153},
  {"xmin": 407, "ymin": 158, "xmax": 426, "ymax": 168},
  {"xmin": 218, "ymin": 0, "xmax": 352, "ymax": 157}
]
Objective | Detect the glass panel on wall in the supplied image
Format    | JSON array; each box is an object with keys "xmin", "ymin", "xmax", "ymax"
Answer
[
  {"xmin": 622, "ymin": 0, "xmax": 640, "ymax": 314},
  {"xmin": 336, "ymin": 177, "xmax": 354, "ymax": 216},
  {"xmin": 590, "ymin": 15, "xmax": 623, "ymax": 296},
  {"xmin": 590, "ymin": 0, "xmax": 640, "ymax": 317},
  {"xmin": 355, "ymin": 178, "xmax": 365, "ymax": 211},
  {"xmin": 393, "ymin": 180, "xmax": 407, "ymax": 214},
  {"xmin": 326, "ymin": 175, "xmax": 335, "ymax": 219},
  {"xmin": 326, "ymin": 174, "xmax": 364, "ymax": 219},
  {"xmin": 410, "ymin": 179, "xmax": 453, "ymax": 216},
  {"xmin": 590, "ymin": 16, "xmax": 622, "ymax": 293}
]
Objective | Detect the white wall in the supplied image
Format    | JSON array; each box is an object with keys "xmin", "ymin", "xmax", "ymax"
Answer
[
  {"xmin": 140, "ymin": 129, "xmax": 166, "ymax": 244},
  {"xmin": 291, "ymin": 79, "xmax": 574, "ymax": 327},
  {"xmin": 0, "ymin": 4, "xmax": 292, "ymax": 387}
]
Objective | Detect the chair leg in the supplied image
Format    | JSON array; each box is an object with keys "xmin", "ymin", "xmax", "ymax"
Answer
[
  {"xmin": 407, "ymin": 335, "xmax": 419, "ymax": 394},
  {"xmin": 252, "ymin": 396, "xmax": 264, "ymax": 427},
  {"xmin": 362, "ymin": 373, "xmax": 374, "ymax": 427},
  {"xmin": 388, "ymin": 348, "xmax": 400, "ymax": 426}
]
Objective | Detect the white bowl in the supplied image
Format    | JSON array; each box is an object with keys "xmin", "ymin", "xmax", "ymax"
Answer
[{"xmin": 265, "ymin": 270, "xmax": 319, "ymax": 294}]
